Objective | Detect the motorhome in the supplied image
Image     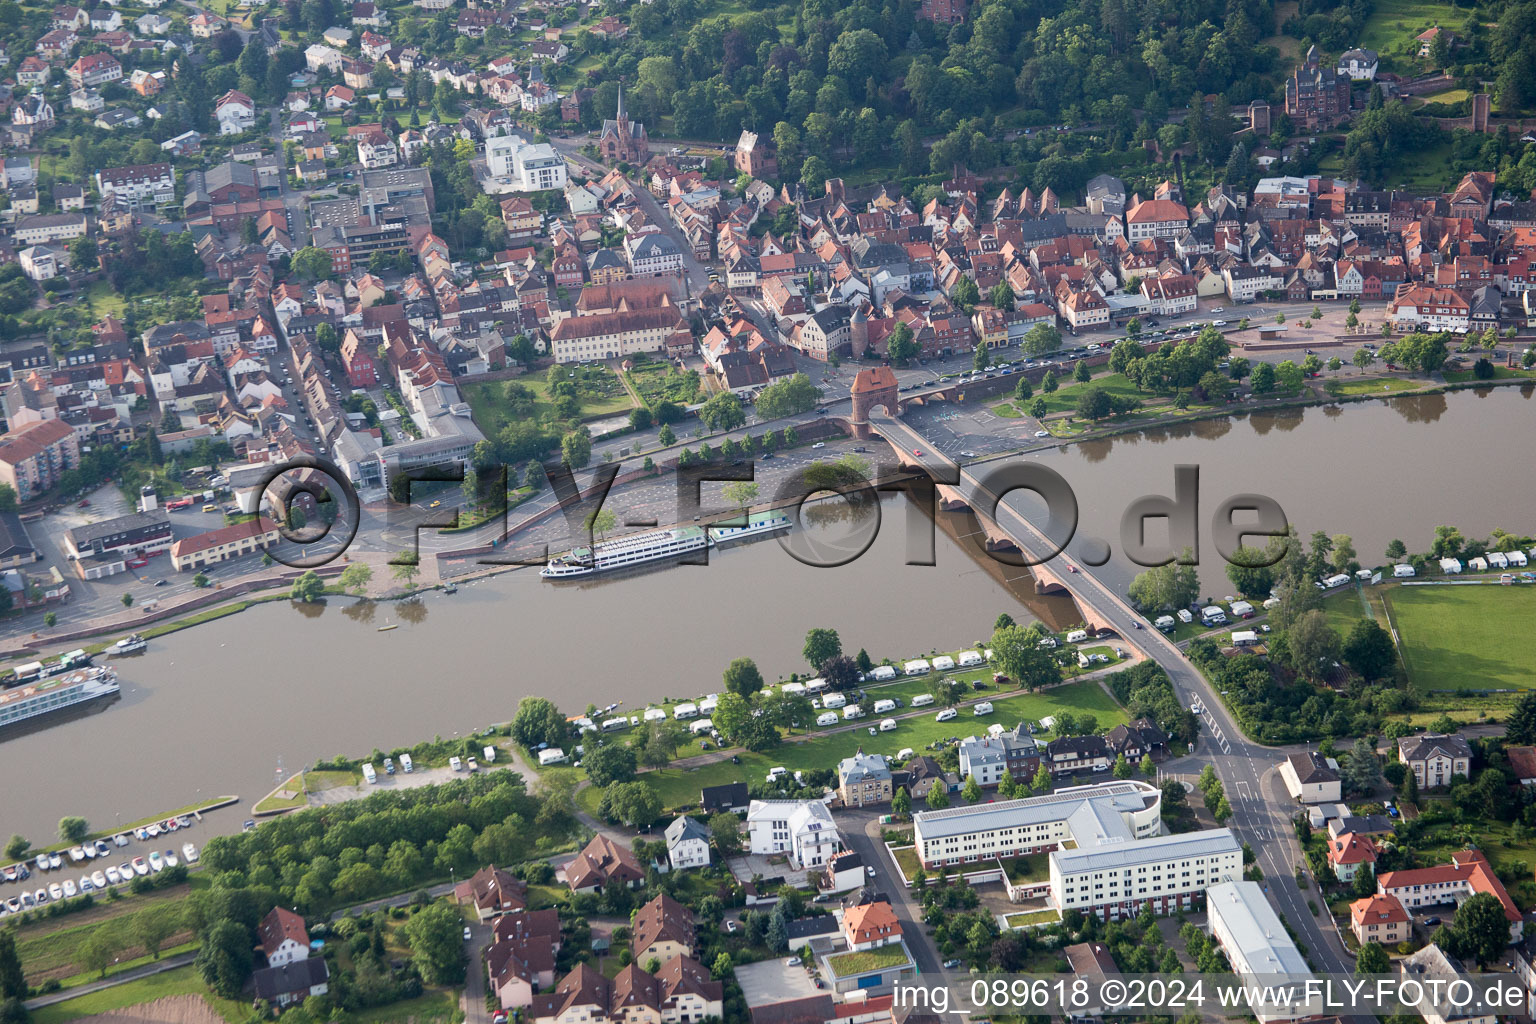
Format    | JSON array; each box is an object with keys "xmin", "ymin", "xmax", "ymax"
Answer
[
  {"xmin": 1201, "ymin": 606, "xmax": 1228, "ymax": 626},
  {"xmin": 362, "ymin": 763, "xmax": 378, "ymax": 784},
  {"xmin": 1177, "ymin": 609, "xmax": 1194, "ymax": 623},
  {"xmin": 1154, "ymin": 615, "xmax": 1176, "ymax": 632},
  {"xmin": 400, "ymin": 753, "xmax": 413, "ymax": 773},
  {"xmin": 972, "ymin": 702, "xmax": 994, "ymax": 716}
]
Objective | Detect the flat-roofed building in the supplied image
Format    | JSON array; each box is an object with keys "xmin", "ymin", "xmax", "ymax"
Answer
[
  {"xmin": 1207, "ymin": 881, "xmax": 1314, "ymax": 1023},
  {"xmin": 1050, "ymin": 828, "xmax": 1243, "ymax": 919}
]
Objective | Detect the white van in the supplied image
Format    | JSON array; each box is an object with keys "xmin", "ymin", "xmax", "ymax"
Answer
[
  {"xmin": 904, "ymin": 659, "xmax": 931, "ymax": 676},
  {"xmin": 868, "ymin": 665, "xmax": 897, "ymax": 681},
  {"xmin": 873, "ymin": 698, "xmax": 897, "ymax": 715},
  {"xmin": 766, "ymin": 766, "xmax": 787, "ymax": 782},
  {"xmin": 399, "ymin": 753, "xmax": 413, "ymax": 773},
  {"xmin": 822, "ymin": 692, "xmax": 847, "ymax": 709},
  {"xmin": 972, "ymin": 702, "xmax": 994, "ymax": 716},
  {"xmin": 879, "ymin": 718, "xmax": 898, "ymax": 732},
  {"xmin": 1065, "ymin": 629, "xmax": 1089, "ymax": 644},
  {"xmin": 362, "ymin": 763, "xmax": 378, "ymax": 784},
  {"xmin": 1201, "ymin": 606, "xmax": 1228, "ymax": 626},
  {"xmin": 1394, "ymin": 563, "xmax": 1416, "ymax": 578},
  {"xmin": 816, "ymin": 711, "xmax": 838, "ymax": 727},
  {"xmin": 935, "ymin": 708, "xmax": 958, "ymax": 723},
  {"xmin": 844, "ymin": 704, "xmax": 865, "ymax": 720},
  {"xmin": 911, "ymin": 693, "xmax": 935, "ymax": 707},
  {"xmin": 1154, "ymin": 615, "xmax": 1176, "ymax": 632}
]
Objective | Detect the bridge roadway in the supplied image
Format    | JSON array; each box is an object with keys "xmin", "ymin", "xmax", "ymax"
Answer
[{"xmin": 872, "ymin": 413, "xmax": 1355, "ymax": 975}]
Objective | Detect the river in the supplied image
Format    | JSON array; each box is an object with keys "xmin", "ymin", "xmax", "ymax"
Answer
[{"xmin": 4, "ymin": 385, "xmax": 1535, "ymax": 843}]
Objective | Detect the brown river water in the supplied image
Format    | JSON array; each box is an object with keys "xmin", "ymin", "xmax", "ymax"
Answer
[{"xmin": 2, "ymin": 386, "xmax": 1532, "ymax": 842}]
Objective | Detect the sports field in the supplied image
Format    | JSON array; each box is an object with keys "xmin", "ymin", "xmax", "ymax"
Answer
[{"xmin": 1382, "ymin": 584, "xmax": 1536, "ymax": 693}]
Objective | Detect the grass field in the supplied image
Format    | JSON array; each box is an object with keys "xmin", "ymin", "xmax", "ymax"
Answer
[
  {"xmin": 462, "ymin": 369, "xmax": 633, "ymax": 435},
  {"xmin": 1324, "ymin": 377, "xmax": 1423, "ymax": 397},
  {"xmin": 1357, "ymin": 0, "xmax": 1464, "ymax": 58},
  {"xmin": 30, "ymin": 966, "xmax": 248, "ymax": 1024},
  {"xmin": 618, "ymin": 679, "xmax": 1130, "ymax": 812},
  {"xmin": 1444, "ymin": 365, "xmax": 1536, "ymax": 383},
  {"xmin": 1383, "ymin": 584, "xmax": 1536, "ymax": 693}
]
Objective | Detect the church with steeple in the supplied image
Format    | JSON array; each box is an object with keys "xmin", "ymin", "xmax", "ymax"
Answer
[{"xmin": 598, "ymin": 86, "xmax": 649, "ymax": 165}]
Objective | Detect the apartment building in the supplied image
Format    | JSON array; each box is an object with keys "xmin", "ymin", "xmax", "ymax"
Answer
[
  {"xmin": 95, "ymin": 162, "xmax": 174, "ymax": 209},
  {"xmin": 169, "ymin": 517, "xmax": 282, "ymax": 570},
  {"xmin": 0, "ymin": 419, "xmax": 78, "ymax": 500},
  {"xmin": 1207, "ymin": 881, "xmax": 1313, "ymax": 1023},
  {"xmin": 746, "ymin": 800, "xmax": 840, "ymax": 870},
  {"xmin": 1050, "ymin": 828, "xmax": 1243, "ymax": 918},
  {"xmin": 1396, "ymin": 733, "xmax": 1472, "ymax": 789},
  {"xmin": 547, "ymin": 306, "xmax": 690, "ymax": 363}
]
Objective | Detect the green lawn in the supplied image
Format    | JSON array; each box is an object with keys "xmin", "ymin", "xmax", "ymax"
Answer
[
  {"xmin": 1357, "ymin": 0, "xmax": 1464, "ymax": 61},
  {"xmin": 1444, "ymin": 365, "xmax": 1536, "ymax": 383},
  {"xmin": 30, "ymin": 965, "xmax": 248, "ymax": 1024},
  {"xmin": 630, "ymin": 679, "xmax": 1130, "ymax": 812},
  {"xmin": 1004, "ymin": 908, "xmax": 1061, "ymax": 928},
  {"xmin": 991, "ymin": 402, "xmax": 1024, "ymax": 418},
  {"xmin": 625, "ymin": 360, "xmax": 703, "ymax": 406},
  {"xmin": 1003, "ymin": 853, "xmax": 1051, "ymax": 884},
  {"xmin": 1382, "ymin": 584, "xmax": 1536, "ymax": 693},
  {"xmin": 462, "ymin": 369, "xmax": 633, "ymax": 435},
  {"xmin": 1324, "ymin": 376, "xmax": 1423, "ymax": 397}
]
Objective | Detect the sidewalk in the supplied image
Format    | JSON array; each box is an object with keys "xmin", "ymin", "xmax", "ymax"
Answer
[{"xmin": 23, "ymin": 951, "xmax": 197, "ymax": 1010}]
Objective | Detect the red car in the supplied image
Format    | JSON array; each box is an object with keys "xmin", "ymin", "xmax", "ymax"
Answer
[
  {"xmin": 912, "ymin": 449, "xmax": 923, "ymax": 456},
  {"xmin": 77, "ymin": 500, "xmax": 90, "ymax": 508}
]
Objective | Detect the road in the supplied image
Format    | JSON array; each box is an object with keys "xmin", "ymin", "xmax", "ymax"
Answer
[
  {"xmin": 875, "ymin": 412, "xmax": 1354, "ymax": 973},
  {"xmin": 23, "ymin": 951, "xmax": 198, "ymax": 1010}
]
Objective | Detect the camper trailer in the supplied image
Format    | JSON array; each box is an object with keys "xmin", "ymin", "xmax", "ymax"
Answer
[
  {"xmin": 1394, "ymin": 563, "xmax": 1416, "ymax": 577},
  {"xmin": 911, "ymin": 693, "xmax": 935, "ymax": 707},
  {"xmin": 879, "ymin": 718, "xmax": 898, "ymax": 732},
  {"xmin": 816, "ymin": 711, "xmax": 838, "ymax": 726},
  {"xmin": 957, "ymin": 650, "xmax": 983, "ymax": 667},
  {"xmin": 822, "ymin": 692, "xmax": 847, "ymax": 709},
  {"xmin": 873, "ymin": 698, "xmax": 897, "ymax": 715},
  {"xmin": 868, "ymin": 665, "xmax": 897, "ymax": 681},
  {"xmin": 1229, "ymin": 600, "xmax": 1254, "ymax": 618},
  {"xmin": 904, "ymin": 659, "xmax": 931, "ymax": 676}
]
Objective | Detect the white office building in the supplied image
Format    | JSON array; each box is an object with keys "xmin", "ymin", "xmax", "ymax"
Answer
[
  {"xmin": 913, "ymin": 780, "xmax": 1162, "ymax": 870},
  {"xmin": 1050, "ymin": 828, "xmax": 1243, "ymax": 919},
  {"xmin": 1206, "ymin": 881, "xmax": 1315, "ymax": 1022},
  {"xmin": 485, "ymin": 135, "xmax": 568, "ymax": 193},
  {"xmin": 746, "ymin": 799, "xmax": 840, "ymax": 870}
]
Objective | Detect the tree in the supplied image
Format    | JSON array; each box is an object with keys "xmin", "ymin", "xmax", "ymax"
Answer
[
  {"xmin": 1024, "ymin": 323, "xmax": 1062, "ymax": 356},
  {"xmin": 1450, "ymin": 891, "xmax": 1510, "ymax": 967},
  {"xmin": 1352, "ymin": 863, "xmax": 1378, "ymax": 900},
  {"xmin": 0, "ymin": 932, "xmax": 23, "ymax": 1003},
  {"xmin": 709, "ymin": 812, "xmax": 742, "ymax": 855},
  {"xmin": 961, "ymin": 774, "xmax": 982, "ymax": 803},
  {"xmin": 698, "ymin": 391, "xmax": 746, "ymax": 432},
  {"xmin": 802, "ymin": 628, "xmax": 841, "ymax": 670},
  {"xmin": 1041, "ymin": 370, "xmax": 1059, "ymax": 393},
  {"xmin": 1127, "ymin": 556, "xmax": 1201, "ymax": 613},
  {"xmin": 1251, "ymin": 361, "xmax": 1276, "ymax": 393},
  {"xmin": 290, "ymin": 246, "xmax": 334, "ymax": 280},
  {"xmin": 989, "ymin": 623, "xmax": 1062, "ymax": 691},
  {"xmin": 1014, "ymin": 376, "xmax": 1033, "ymax": 403},
  {"xmin": 601, "ymin": 781, "xmax": 661, "ymax": 827},
  {"xmin": 886, "ymin": 322, "xmax": 918, "ymax": 365},
  {"xmin": 1140, "ymin": 753, "xmax": 1155, "ymax": 777},
  {"xmin": 135, "ymin": 908, "xmax": 178, "ymax": 960},
  {"xmin": 339, "ymin": 563, "xmax": 373, "ymax": 596},
  {"xmin": 1031, "ymin": 763, "xmax": 1052, "ymax": 794},
  {"xmin": 121, "ymin": 593, "xmax": 134, "ymax": 608},
  {"xmin": 755, "ymin": 373, "xmax": 820, "ymax": 419},
  {"xmin": 584, "ymin": 742, "xmax": 637, "ymax": 787},
  {"xmin": 765, "ymin": 906, "xmax": 789, "ymax": 952},
  {"xmin": 723, "ymin": 657, "xmax": 764, "ymax": 698},
  {"xmin": 58, "ymin": 816, "xmax": 89, "ymax": 843},
  {"xmin": 1506, "ymin": 690, "xmax": 1536, "ymax": 745},
  {"xmin": 1288, "ymin": 609, "xmax": 1341, "ymax": 682},
  {"xmin": 819, "ymin": 654, "xmax": 860, "ymax": 691},
  {"xmin": 989, "ymin": 282, "xmax": 1015, "ymax": 310},
  {"xmin": 290, "ymin": 570, "xmax": 325, "ymax": 603},
  {"xmin": 951, "ymin": 276, "xmax": 980, "ymax": 312},
  {"xmin": 1275, "ymin": 360, "xmax": 1304, "ymax": 392},
  {"xmin": 892, "ymin": 787, "xmax": 912, "ymax": 817},
  {"xmin": 196, "ymin": 920, "xmax": 253, "ymax": 998},
  {"xmin": 925, "ymin": 781, "xmax": 951, "ymax": 809},
  {"xmin": 561, "ymin": 430, "xmax": 592, "ymax": 469},
  {"xmin": 402, "ymin": 901, "xmax": 464, "ymax": 985},
  {"xmin": 1225, "ymin": 547, "xmax": 1276, "ymax": 598},
  {"xmin": 973, "ymin": 344, "xmax": 991, "ymax": 372},
  {"xmin": 1343, "ymin": 619, "xmax": 1396, "ymax": 682},
  {"xmin": 658, "ymin": 424, "xmax": 676, "ymax": 447},
  {"xmin": 1030, "ymin": 397, "xmax": 1047, "ymax": 419},
  {"xmin": 80, "ymin": 926, "xmax": 121, "ymax": 979},
  {"xmin": 391, "ymin": 553, "xmax": 420, "ymax": 590},
  {"xmin": 510, "ymin": 696, "xmax": 569, "ymax": 751},
  {"xmin": 1073, "ymin": 360, "xmax": 1091, "ymax": 384},
  {"xmin": 1356, "ymin": 941, "xmax": 1389, "ymax": 974},
  {"xmin": 1343, "ymin": 737, "xmax": 1383, "ymax": 794},
  {"xmin": 0, "ymin": 485, "xmax": 16, "ymax": 514}
]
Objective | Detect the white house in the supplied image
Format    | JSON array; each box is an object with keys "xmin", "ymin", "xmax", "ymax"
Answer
[
  {"xmin": 1337, "ymin": 47, "xmax": 1379, "ymax": 81},
  {"xmin": 215, "ymin": 89, "xmax": 256, "ymax": 134},
  {"xmin": 304, "ymin": 43, "xmax": 346, "ymax": 73},
  {"xmin": 664, "ymin": 815, "xmax": 711, "ymax": 871},
  {"xmin": 746, "ymin": 799, "xmax": 840, "ymax": 870},
  {"xmin": 1279, "ymin": 751, "xmax": 1341, "ymax": 804}
]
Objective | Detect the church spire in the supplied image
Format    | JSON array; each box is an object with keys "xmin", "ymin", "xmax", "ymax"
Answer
[{"xmin": 615, "ymin": 84, "xmax": 626, "ymax": 127}]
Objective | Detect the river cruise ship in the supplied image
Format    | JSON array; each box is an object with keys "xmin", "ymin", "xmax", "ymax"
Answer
[
  {"xmin": 0, "ymin": 667, "xmax": 119, "ymax": 732},
  {"xmin": 540, "ymin": 526, "xmax": 711, "ymax": 578},
  {"xmin": 707, "ymin": 509, "xmax": 793, "ymax": 544}
]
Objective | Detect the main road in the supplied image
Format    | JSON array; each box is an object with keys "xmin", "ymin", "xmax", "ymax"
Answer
[{"xmin": 876, "ymin": 413, "xmax": 1354, "ymax": 974}]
